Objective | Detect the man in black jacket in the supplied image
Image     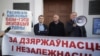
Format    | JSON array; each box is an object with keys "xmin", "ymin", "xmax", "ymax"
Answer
[
  {"xmin": 65, "ymin": 12, "xmax": 87, "ymax": 37},
  {"xmin": 34, "ymin": 15, "xmax": 48, "ymax": 35},
  {"xmin": 48, "ymin": 14, "xmax": 65, "ymax": 36}
]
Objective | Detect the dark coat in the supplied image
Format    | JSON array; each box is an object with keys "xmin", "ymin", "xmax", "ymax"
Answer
[
  {"xmin": 48, "ymin": 21, "xmax": 65, "ymax": 36},
  {"xmin": 65, "ymin": 20, "xmax": 87, "ymax": 37},
  {"xmin": 34, "ymin": 23, "xmax": 48, "ymax": 36}
]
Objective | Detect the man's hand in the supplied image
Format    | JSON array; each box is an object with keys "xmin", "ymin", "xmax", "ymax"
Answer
[
  {"xmin": 0, "ymin": 32, "xmax": 5, "ymax": 37},
  {"xmin": 0, "ymin": 27, "xmax": 11, "ymax": 38},
  {"xmin": 73, "ymin": 24, "xmax": 77, "ymax": 27}
]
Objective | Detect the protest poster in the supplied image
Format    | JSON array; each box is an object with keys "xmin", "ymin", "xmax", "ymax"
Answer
[
  {"xmin": 2, "ymin": 33, "xmax": 100, "ymax": 56},
  {"xmin": 1, "ymin": 10, "xmax": 32, "ymax": 32}
]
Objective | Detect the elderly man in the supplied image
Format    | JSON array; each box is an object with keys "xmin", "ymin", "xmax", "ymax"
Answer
[
  {"xmin": 48, "ymin": 14, "xmax": 65, "ymax": 36},
  {"xmin": 65, "ymin": 12, "xmax": 87, "ymax": 37}
]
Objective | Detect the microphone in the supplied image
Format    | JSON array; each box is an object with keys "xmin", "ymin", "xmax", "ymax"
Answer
[
  {"xmin": 0, "ymin": 27, "xmax": 11, "ymax": 37},
  {"xmin": 4, "ymin": 27, "xmax": 11, "ymax": 33}
]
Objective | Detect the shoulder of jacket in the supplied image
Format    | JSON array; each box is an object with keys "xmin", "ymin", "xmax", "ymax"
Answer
[{"xmin": 34, "ymin": 23, "xmax": 39, "ymax": 26}]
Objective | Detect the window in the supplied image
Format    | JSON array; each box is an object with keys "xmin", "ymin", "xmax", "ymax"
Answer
[{"xmin": 13, "ymin": 3, "xmax": 30, "ymax": 10}]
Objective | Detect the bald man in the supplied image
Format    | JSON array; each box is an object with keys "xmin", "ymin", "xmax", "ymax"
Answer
[
  {"xmin": 65, "ymin": 12, "xmax": 87, "ymax": 37},
  {"xmin": 48, "ymin": 14, "xmax": 65, "ymax": 36}
]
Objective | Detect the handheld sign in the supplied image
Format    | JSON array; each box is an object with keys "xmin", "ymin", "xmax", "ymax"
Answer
[{"xmin": 1, "ymin": 10, "xmax": 32, "ymax": 32}]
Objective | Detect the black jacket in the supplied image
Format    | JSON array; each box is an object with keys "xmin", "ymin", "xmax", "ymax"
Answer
[
  {"xmin": 65, "ymin": 20, "xmax": 87, "ymax": 37},
  {"xmin": 34, "ymin": 23, "xmax": 48, "ymax": 35},
  {"xmin": 48, "ymin": 21, "xmax": 65, "ymax": 36}
]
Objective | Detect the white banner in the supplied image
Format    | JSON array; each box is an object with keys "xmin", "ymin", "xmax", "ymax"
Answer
[
  {"xmin": 1, "ymin": 10, "xmax": 32, "ymax": 32},
  {"xmin": 2, "ymin": 33, "xmax": 100, "ymax": 56}
]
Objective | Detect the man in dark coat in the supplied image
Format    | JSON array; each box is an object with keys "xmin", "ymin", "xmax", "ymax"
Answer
[
  {"xmin": 65, "ymin": 12, "xmax": 87, "ymax": 37},
  {"xmin": 48, "ymin": 14, "xmax": 65, "ymax": 36},
  {"xmin": 34, "ymin": 15, "xmax": 48, "ymax": 35}
]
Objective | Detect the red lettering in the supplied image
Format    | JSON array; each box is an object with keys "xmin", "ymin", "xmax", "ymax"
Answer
[
  {"xmin": 42, "ymin": 49, "xmax": 47, "ymax": 55},
  {"xmin": 48, "ymin": 50, "xmax": 56, "ymax": 56},
  {"xmin": 36, "ymin": 39, "xmax": 40, "ymax": 44},
  {"xmin": 19, "ymin": 38, "xmax": 25, "ymax": 45},
  {"xmin": 65, "ymin": 52, "xmax": 70, "ymax": 56},
  {"xmin": 30, "ymin": 38, "xmax": 35, "ymax": 44},
  {"xmin": 85, "ymin": 54, "xmax": 92, "ymax": 56},
  {"xmin": 86, "ymin": 42, "xmax": 94, "ymax": 52},
  {"xmin": 27, "ymin": 47, "xmax": 30, "ymax": 53},
  {"xmin": 22, "ymin": 46, "xmax": 26, "ymax": 52},
  {"xmin": 41, "ymin": 39, "xmax": 49, "ymax": 46},
  {"xmin": 6, "ymin": 17, "xmax": 16, "ymax": 21},
  {"xmin": 96, "ymin": 43, "xmax": 100, "ymax": 50},
  {"xmin": 49, "ymin": 40, "xmax": 55, "ymax": 46},
  {"xmin": 6, "ymin": 21, "xmax": 29, "ymax": 26},
  {"xmin": 56, "ymin": 39, "xmax": 61, "ymax": 47},
  {"xmin": 16, "ymin": 46, "xmax": 21, "ymax": 52},
  {"xmin": 21, "ymin": 18, "xmax": 29, "ymax": 21},
  {"xmin": 31, "ymin": 48, "xmax": 37, "ymax": 54},
  {"xmin": 12, "ymin": 45, "xmax": 14, "ymax": 51},
  {"xmin": 69, "ymin": 41, "xmax": 76, "ymax": 48},
  {"xmin": 37, "ymin": 48, "xmax": 41, "ymax": 54},
  {"xmin": 72, "ymin": 52, "xmax": 78, "ymax": 56},
  {"xmin": 26, "ymin": 38, "xmax": 30, "ymax": 44},
  {"xmin": 9, "ymin": 37, "xmax": 17, "ymax": 43},
  {"xmin": 77, "ymin": 42, "xmax": 84, "ymax": 49},
  {"xmin": 57, "ymin": 51, "xmax": 63, "ymax": 56},
  {"xmin": 62, "ymin": 40, "xmax": 68, "ymax": 47}
]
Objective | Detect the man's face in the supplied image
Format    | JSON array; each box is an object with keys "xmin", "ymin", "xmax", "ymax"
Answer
[
  {"xmin": 70, "ymin": 13, "xmax": 77, "ymax": 20},
  {"xmin": 39, "ymin": 17, "xmax": 44, "ymax": 23},
  {"xmin": 53, "ymin": 15, "xmax": 59, "ymax": 22}
]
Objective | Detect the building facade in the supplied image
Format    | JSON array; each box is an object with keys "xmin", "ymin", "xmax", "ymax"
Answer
[{"xmin": 0, "ymin": 0, "xmax": 100, "ymax": 37}]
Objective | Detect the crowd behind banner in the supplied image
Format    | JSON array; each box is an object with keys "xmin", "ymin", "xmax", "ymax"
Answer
[
  {"xmin": 1, "ymin": 10, "xmax": 87, "ymax": 38},
  {"xmin": 0, "ymin": 10, "xmax": 98, "ymax": 56},
  {"xmin": 34, "ymin": 12, "xmax": 87, "ymax": 37}
]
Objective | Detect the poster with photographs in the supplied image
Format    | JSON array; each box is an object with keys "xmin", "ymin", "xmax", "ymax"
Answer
[{"xmin": 93, "ymin": 18, "xmax": 100, "ymax": 35}]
